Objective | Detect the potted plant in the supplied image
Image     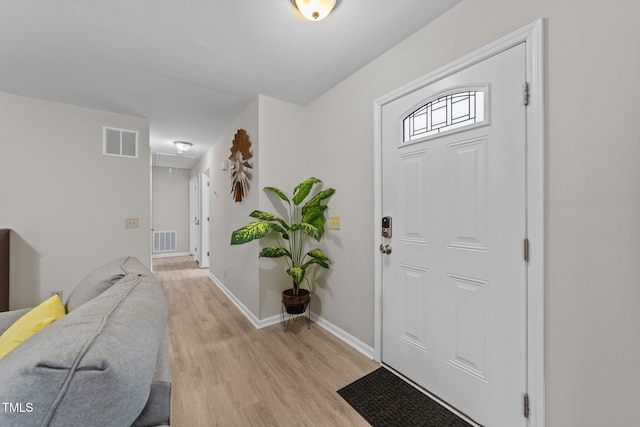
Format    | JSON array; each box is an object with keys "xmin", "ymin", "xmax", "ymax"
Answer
[{"xmin": 230, "ymin": 177, "xmax": 335, "ymax": 315}]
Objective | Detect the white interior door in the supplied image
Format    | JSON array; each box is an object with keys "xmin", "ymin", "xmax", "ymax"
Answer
[
  {"xmin": 190, "ymin": 175, "xmax": 200, "ymax": 263},
  {"xmin": 381, "ymin": 43, "xmax": 528, "ymax": 427},
  {"xmin": 199, "ymin": 171, "xmax": 210, "ymax": 269}
]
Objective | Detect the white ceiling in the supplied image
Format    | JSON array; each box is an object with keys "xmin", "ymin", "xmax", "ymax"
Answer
[{"xmin": 0, "ymin": 0, "xmax": 460, "ymax": 168}]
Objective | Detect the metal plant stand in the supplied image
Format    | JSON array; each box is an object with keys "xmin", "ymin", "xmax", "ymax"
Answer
[{"xmin": 281, "ymin": 299, "xmax": 311, "ymax": 332}]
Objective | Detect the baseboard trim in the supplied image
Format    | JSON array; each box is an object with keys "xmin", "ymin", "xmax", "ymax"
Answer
[
  {"xmin": 152, "ymin": 252, "xmax": 191, "ymax": 259},
  {"xmin": 208, "ymin": 273, "xmax": 281, "ymax": 329},
  {"xmin": 310, "ymin": 312, "xmax": 375, "ymax": 359},
  {"xmin": 208, "ymin": 273, "xmax": 374, "ymax": 360}
]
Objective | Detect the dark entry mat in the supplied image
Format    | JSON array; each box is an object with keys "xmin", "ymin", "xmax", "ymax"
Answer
[{"xmin": 337, "ymin": 368, "xmax": 474, "ymax": 427}]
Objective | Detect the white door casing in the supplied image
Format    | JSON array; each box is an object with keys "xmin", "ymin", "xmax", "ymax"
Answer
[{"xmin": 373, "ymin": 20, "xmax": 545, "ymax": 427}]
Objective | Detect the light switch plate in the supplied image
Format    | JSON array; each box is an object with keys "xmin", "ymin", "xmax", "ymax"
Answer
[{"xmin": 125, "ymin": 217, "xmax": 139, "ymax": 229}]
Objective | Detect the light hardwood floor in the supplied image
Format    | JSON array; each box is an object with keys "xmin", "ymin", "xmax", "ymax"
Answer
[{"xmin": 153, "ymin": 256, "xmax": 379, "ymax": 426}]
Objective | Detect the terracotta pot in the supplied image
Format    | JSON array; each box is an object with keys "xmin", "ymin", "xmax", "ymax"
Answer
[{"xmin": 282, "ymin": 288, "xmax": 310, "ymax": 314}]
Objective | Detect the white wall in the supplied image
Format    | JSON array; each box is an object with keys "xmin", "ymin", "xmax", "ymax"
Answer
[
  {"xmin": 0, "ymin": 91, "xmax": 150, "ymax": 309},
  {"xmin": 152, "ymin": 166, "xmax": 190, "ymax": 255},
  {"xmin": 256, "ymin": 95, "xmax": 306, "ymax": 319},
  {"xmin": 305, "ymin": 1, "xmax": 640, "ymax": 426},
  {"xmin": 192, "ymin": 95, "xmax": 306, "ymax": 320},
  {"xmin": 192, "ymin": 97, "xmax": 260, "ymax": 315}
]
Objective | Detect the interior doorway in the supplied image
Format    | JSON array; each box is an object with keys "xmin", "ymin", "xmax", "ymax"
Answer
[
  {"xmin": 189, "ymin": 174, "xmax": 200, "ymax": 264},
  {"xmin": 190, "ymin": 170, "xmax": 211, "ymax": 269},
  {"xmin": 199, "ymin": 170, "xmax": 210, "ymax": 269}
]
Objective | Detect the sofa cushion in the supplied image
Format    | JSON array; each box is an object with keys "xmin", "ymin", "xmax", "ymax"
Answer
[
  {"xmin": 65, "ymin": 256, "xmax": 153, "ymax": 312},
  {"xmin": 0, "ymin": 294, "xmax": 65, "ymax": 359},
  {"xmin": 0, "ymin": 273, "xmax": 166, "ymax": 427}
]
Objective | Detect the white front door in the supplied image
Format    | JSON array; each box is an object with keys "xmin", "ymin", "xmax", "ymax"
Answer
[{"xmin": 381, "ymin": 43, "xmax": 527, "ymax": 426}]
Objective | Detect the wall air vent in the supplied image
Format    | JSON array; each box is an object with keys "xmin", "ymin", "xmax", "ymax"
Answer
[
  {"xmin": 103, "ymin": 127, "xmax": 138, "ymax": 158},
  {"xmin": 153, "ymin": 231, "xmax": 177, "ymax": 253},
  {"xmin": 154, "ymin": 153, "xmax": 196, "ymax": 169}
]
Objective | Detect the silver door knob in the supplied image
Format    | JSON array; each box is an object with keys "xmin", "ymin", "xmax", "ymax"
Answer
[{"xmin": 379, "ymin": 244, "xmax": 392, "ymax": 254}]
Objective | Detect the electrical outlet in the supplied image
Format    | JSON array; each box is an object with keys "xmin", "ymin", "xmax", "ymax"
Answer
[
  {"xmin": 125, "ymin": 217, "xmax": 139, "ymax": 229},
  {"xmin": 328, "ymin": 215, "xmax": 341, "ymax": 230}
]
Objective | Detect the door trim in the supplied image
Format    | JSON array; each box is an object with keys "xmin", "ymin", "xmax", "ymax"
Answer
[{"xmin": 373, "ymin": 19, "xmax": 546, "ymax": 427}]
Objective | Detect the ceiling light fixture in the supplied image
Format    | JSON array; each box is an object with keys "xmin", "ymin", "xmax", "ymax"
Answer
[
  {"xmin": 291, "ymin": 0, "xmax": 337, "ymax": 21},
  {"xmin": 173, "ymin": 141, "xmax": 193, "ymax": 153}
]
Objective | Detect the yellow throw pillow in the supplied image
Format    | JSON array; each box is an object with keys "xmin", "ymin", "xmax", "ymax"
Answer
[{"xmin": 0, "ymin": 294, "xmax": 66, "ymax": 359}]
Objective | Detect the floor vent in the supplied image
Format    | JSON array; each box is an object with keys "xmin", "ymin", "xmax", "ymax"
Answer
[{"xmin": 153, "ymin": 231, "xmax": 177, "ymax": 253}]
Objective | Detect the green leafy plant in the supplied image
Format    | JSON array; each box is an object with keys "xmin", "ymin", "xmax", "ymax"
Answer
[{"xmin": 230, "ymin": 177, "xmax": 335, "ymax": 295}]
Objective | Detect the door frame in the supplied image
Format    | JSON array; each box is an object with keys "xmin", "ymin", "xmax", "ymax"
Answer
[{"xmin": 373, "ymin": 19, "xmax": 545, "ymax": 426}]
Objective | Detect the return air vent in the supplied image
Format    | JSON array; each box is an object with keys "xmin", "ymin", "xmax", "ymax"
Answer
[
  {"xmin": 103, "ymin": 127, "xmax": 138, "ymax": 158},
  {"xmin": 154, "ymin": 153, "xmax": 196, "ymax": 169},
  {"xmin": 153, "ymin": 231, "xmax": 177, "ymax": 253}
]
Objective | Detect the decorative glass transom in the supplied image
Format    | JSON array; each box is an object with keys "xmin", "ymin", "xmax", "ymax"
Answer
[{"xmin": 403, "ymin": 90, "xmax": 485, "ymax": 142}]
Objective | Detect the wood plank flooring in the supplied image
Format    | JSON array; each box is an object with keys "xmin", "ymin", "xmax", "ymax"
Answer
[{"xmin": 153, "ymin": 256, "xmax": 379, "ymax": 426}]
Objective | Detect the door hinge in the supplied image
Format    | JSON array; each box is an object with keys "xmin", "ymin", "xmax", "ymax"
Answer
[
  {"xmin": 523, "ymin": 393, "xmax": 530, "ymax": 418},
  {"xmin": 523, "ymin": 82, "xmax": 530, "ymax": 106},
  {"xmin": 524, "ymin": 238, "xmax": 530, "ymax": 263}
]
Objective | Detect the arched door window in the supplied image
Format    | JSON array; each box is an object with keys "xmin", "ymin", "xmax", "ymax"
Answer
[{"xmin": 403, "ymin": 87, "xmax": 487, "ymax": 143}]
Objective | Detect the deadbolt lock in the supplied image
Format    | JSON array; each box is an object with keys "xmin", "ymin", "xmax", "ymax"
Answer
[{"xmin": 382, "ymin": 216, "xmax": 392, "ymax": 238}]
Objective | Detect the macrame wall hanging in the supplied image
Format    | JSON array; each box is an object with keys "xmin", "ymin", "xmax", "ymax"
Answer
[{"xmin": 228, "ymin": 129, "xmax": 253, "ymax": 202}]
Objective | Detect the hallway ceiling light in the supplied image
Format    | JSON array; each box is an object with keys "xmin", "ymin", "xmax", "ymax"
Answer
[
  {"xmin": 173, "ymin": 141, "xmax": 193, "ymax": 153},
  {"xmin": 291, "ymin": 0, "xmax": 337, "ymax": 21}
]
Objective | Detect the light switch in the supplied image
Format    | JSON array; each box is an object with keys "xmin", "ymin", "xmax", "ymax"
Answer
[
  {"xmin": 328, "ymin": 215, "xmax": 341, "ymax": 230},
  {"xmin": 125, "ymin": 217, "xmax": 139, "ymax": 229}
]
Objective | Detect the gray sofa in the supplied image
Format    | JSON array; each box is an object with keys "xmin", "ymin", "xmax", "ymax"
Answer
[{"xmin": 0, "ymin": 256, "xmax": 171, "ymax": 427}]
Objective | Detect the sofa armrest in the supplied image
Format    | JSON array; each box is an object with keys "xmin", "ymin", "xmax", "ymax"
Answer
[{"xmin": 0, "ymin": 308, "xmax": 31, "ymax": 335}]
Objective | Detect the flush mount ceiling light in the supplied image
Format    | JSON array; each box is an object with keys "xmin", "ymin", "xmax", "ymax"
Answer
[
  {"xmin": 291, "ymin": 0, "xmax": 337, "ymax": 21},
  {"xmin": 173, "ymin": 141, "xmax": 193, "ymax": 153}
]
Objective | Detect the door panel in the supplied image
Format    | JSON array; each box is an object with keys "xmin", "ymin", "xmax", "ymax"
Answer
[
  {"xmin": 399, "ymin": 264, "xmax": 429, "ymax": 350},
  {"xmin": 448, "ymin": 273, "xmax": 487, "ymax": 380},
  {"xmin": 448, "ymin": 137, "xmax": 487, "ymax": 250},
  {"xmin": 399, "ymin": 150, "xmax": 428, "ymax": 243}
]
